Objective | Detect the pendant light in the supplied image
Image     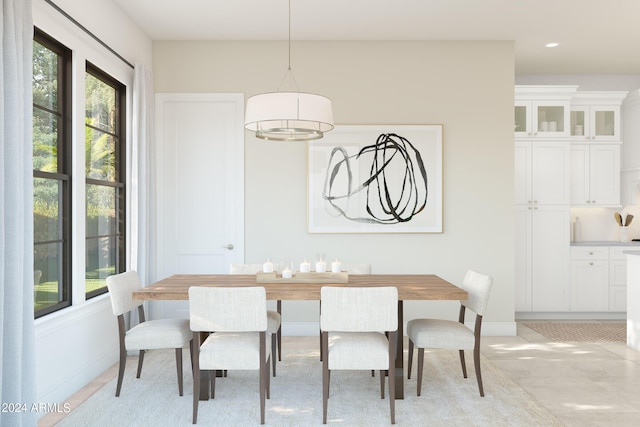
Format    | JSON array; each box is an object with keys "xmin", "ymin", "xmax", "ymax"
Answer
[{"xmin": 244, "ymin": 0, "xmax": 334, "ymax": 141}]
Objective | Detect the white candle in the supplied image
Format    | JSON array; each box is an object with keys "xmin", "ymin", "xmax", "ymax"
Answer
[
  {"xmin": 281, "ymin": 267, "xmax": 292, "ymax": 279},
  {"xmin": 299, "ymin": 260, "xmax": 311, "ymax": 273},
  {"xmin": 331, "ymin": 260, "xmax": 342, "ymax": 273},
  {"xmin": 262, "ymin": 260, "xmax": 273, "ymax": 273},
  {"xmin": 316, "ymin": 260, "xmax": 327, "ymax": 273}
]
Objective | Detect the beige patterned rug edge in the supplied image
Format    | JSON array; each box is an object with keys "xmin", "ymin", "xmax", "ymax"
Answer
[{"xmin": 523, "ymin": 321, "xmax": 626, "ymax": 343}]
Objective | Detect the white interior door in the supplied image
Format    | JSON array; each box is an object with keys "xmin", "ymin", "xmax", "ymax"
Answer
[{"xmin": 152, "ymin": 93, "xmax": 244, "ymax": 319}]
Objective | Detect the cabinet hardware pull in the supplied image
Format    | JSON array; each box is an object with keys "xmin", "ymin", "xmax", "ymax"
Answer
[{"xmin": 589, "ymin": 262, "xmax": 593, "ymax": 265}]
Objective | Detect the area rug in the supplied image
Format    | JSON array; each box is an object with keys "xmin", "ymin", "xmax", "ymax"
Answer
[
  {"xmin": 55, "ymin": 337, "xmax": 561, "ymax": 426},
  {"xmin": 523, "ymin": 321, "xmax": 626, "ymax": 343}
]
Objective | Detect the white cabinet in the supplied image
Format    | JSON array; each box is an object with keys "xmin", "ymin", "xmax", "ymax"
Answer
[
  {"xmin": 609, "ymin": 247, "xmax": 628, "ymax": 311},
  {"xmin": 515, "ymin": 141, "xmax": 570, "ymax": 205},
  {"xmin": 571, "ymin": 92, "xmax": 627, "ymax": 142},
  {"xmin": 516, "ymin": 205, "xmax": 570, "ymax": 312},
  {"xmin": 515, "ymin": 86, "xmax": 577, "ymax": 139},
  {"xmin": 570, "ymin": 144, "xmax": 621, "ymax": 206},
  {"xmin": 515, "ymin": 86, "xmax": 575, "ymax": 313},
  {"xmin": 571, "ymin": 247, "xmax": 609, "ymax": 311},
  {"xmin": 570, "ymin": 246, "xmax": 630, "ymax": 313}
]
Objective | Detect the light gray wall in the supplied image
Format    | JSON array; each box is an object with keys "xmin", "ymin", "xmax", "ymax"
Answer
[{"xmin": 154, "ymin": 40, "xmax": 515, "ymax": 331}]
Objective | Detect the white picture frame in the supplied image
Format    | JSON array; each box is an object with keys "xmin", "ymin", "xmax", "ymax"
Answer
[{"xmin": 308, "ymin": 125, "xmax": 443, "ymax": 233}]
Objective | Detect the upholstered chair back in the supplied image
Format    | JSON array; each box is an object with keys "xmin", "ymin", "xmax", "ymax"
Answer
[
  {"xmin": 320, "ymin": 286, "xmax": 397, "ymax": 332},
  {"xmin": 106, "ymin": 270, "xmax": 143, "ymax": 316},
  {"xmin": 189, "ymin": 286, "xmax": 267, "ymax": 332},
  {"xmin": 460, "ymin": 270, "xmax": 493, "ymax": 316}
]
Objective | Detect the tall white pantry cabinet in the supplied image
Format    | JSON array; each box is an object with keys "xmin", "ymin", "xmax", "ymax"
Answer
[
  {"xmin": 515, "ymin": 86, "xmax": 627, "ymax": 313},
  {"xmin": 514, "ymin": 86, "xmax": 575, "ymax": 312}
]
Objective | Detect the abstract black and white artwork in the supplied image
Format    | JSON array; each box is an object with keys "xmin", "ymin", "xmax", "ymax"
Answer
[{"xmin": 308, "ymin": 125, "xmax": 442, "ymax": 233}]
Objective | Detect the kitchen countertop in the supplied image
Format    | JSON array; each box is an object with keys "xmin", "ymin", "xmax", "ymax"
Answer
[{"xmin": 572, "ymin": 241, "xmax": 640, "ymax": 246}]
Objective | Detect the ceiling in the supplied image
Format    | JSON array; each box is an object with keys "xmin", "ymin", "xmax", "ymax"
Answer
[{"xmin": 112, "ymin": 0, "xmax": 640, "ymax": 75}]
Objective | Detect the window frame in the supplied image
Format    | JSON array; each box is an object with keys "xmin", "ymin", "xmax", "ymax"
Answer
[
  {"xmin": 33, "ymin": 28, "xmax": 73, "ymax": 319},
  {"xmin": 84, "ymin": 62, "xmax": 127, "ymax": 300}
]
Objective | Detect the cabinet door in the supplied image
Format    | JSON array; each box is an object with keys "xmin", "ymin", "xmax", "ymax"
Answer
[
  {"xmin": 532, "ymin": 142, "xmax": 570, "ymax": 204},
  {"xmin": 514, "ymin": 142, "xmax": 532, "ymax": 205},
  {"xmin": 533, "ymin": 101, "xmax": 570, "ymax": 138},
  {"xmin": 570, "ymin": 145, "xmax": 590, "ymax": 205},
  {"xmin": 590, "ymin": 106, "xmax": 620, "ymax": 141},
  {"xmin": 609, "ymin": 286, "xmax": 627, "ymax": 312},
  {"xmin": 515, "ymin": 101, "xmax": 532, "ymax": 138},
  {"xmin": 570, "ymin": 106, "xmax": 589, "ymax": 140},
  {"xmin": 514, "ymin": 206, "xmax": 532, "ymax": 311},
  {"xmin": 571, "ymin": 260, "xmax": 609, "ymax": 311},
  {"xmin": 589, "ymin": 145, "xmax": 620, "ymax": 205},
  {"xmin": 531, "ymin": 206, "xmax": 570, "ymax": 311}
]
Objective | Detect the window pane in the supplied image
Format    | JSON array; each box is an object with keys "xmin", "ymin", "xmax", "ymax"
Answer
[
  {"xmin": 86, "ymin": 236, "xmax": 116, "ymax": 294},
  {"xmin": 34, "ymin": 242, "xmax": 63, "ymax": 312},
  {"xmin": 33, "ymin": 40, "xmax": 58, "ymax": 111},
  {"xmin": 85, "ymin": 129, "xmax": 116, "ymax": 181},
  {"xmin": 34, "ymin": 178, "xmax": 61, "ymax": 242},
  {"xmin": 86, "ymin": 182, "xmax": 118, "ymax": 296},
  {"xmin": 33, "ymin": 108, "xmax": 58, "ymax": 173},
  {"xmin": 86, "ymin": 184, "xmax": 116, "ymax": 236},
  {"xmin": 85, "ymin": 73, "xmax": 116, "ymax": 134}
]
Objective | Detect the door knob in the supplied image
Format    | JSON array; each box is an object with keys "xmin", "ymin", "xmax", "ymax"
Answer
[{"xmin": 222, "ymin": 244, "xmax": 234, "ymax": 250}]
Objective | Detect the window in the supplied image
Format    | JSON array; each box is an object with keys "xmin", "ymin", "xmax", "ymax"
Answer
[
  {"xmin": 33, "ymin": 29, "xmax": 72, "ymax": 318},
  {"xmin": 85, "ymin": 64, "xmax": 126, "ymax": 298}
]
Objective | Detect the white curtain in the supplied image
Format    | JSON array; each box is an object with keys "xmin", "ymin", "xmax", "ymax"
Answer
[
  {"xmin": 131, "ymin": 64, "xmax": 156, "ymax": 286},
  {"xmin": 0, "ymin": 0, "xmax": 37, "ymax": 426}
]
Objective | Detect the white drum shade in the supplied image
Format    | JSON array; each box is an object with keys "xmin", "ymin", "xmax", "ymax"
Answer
[{"xmin": 245, "ymin": 91, "xmax": 334, "ymax": 141}]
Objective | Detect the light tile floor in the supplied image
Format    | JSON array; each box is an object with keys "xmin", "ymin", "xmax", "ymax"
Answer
[
  {"xmin": 483, "ymin": 322, "xmax": 640, "ymax": 426},
  {"xmin": 39, "ymin": 322, "xmax": 640, "ymax": 426}
]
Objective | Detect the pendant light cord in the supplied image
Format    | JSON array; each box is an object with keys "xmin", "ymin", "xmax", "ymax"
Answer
[{"xmin": 277, "ymin": 0, "xmax": 300, "ymax": 92}]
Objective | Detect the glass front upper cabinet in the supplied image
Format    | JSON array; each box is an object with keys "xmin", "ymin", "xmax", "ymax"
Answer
[
  {"xmin": 570, "ymin": 92, "xmax": 627, "ymax": 142},
  {"xmin": 570, "ymin": 105, "xmax": 621, "ymax": 141},
  {"xmin": 515, "ymin": 100, "xmax": 570, "ymax": 138}
]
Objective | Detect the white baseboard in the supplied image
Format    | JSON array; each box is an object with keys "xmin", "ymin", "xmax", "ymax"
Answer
[{"xmin": 282, "ymin": 321, "xmax": 517, "ymax": 337}]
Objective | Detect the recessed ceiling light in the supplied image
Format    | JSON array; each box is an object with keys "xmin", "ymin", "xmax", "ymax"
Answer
[{"xmin": 545, "ymin": 42, "xmax": 559, "ymax": 48}]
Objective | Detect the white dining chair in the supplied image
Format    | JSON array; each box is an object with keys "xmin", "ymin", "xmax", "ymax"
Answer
[
  {"xmin": 407, "ymin": 269, "xmax": 493, "ymax": 396},
  {"xmin": 320, "ymin": 286, "xmax": 398, "ymax": 424},
  {"xmin": 189, "ymin": 286, "xmax": 270, "ymax": 425},
  {"xmin": 319, "ymin": 263, "xmax": 372, "ymax": 363},
  {"xmin": 229, "ymin": 263, "xmax": 282, "ymax": 376},
  {"xmin": 106, "ymin": 271, "xmax": 192, "ymax": 397}
]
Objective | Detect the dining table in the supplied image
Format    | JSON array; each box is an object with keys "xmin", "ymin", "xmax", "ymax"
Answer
[{"xmin": 132, "ymin": 273, "xmax": 468, "ymax": 400}]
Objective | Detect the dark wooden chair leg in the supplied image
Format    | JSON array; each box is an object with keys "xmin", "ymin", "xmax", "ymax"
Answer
[
  {"xmin": 407, "ymin": 339, "xmax": 414, "ymax": 379},
  {"xmin": 277, "ymin": 300, "xmax": 282, "ymax": 362},
  {"xmin": 459, "ymin": 349, "xmax": 468, "ymax": 378},
  {"xmin": 417, "ymin": 348, "xmax": 424, "ymax": 396},
  {"xmin": 474, "ymin": 345, "xmax": 484, "ymax": 396},
  {"xmin": 271, "ymin": 333, "xmax": 277, "ymax": 377},
  {"xmin": 322, "ymin": 331, "xmax": 329, "ymax": 424},
  {"xmin": 211, "ymin": 371, "xmax": 215, "ymax": 398},
  {"xmin": 259, "ymin": 332, "xmax": 266, "ymax": 424},
  {"xmin": 136, "ymin": 350, "xmax": 145, "ymax": 378},
  {"xmin": 115, "ymin": 345, "xmax": 126, "ymax": 397},
  {"xmin": 380, "ymin": 370, "xmax": 385, "ymax": 398},
  {"xmin": 266, "ymin": 354, "xmax": 271, "ymax": 399},
  {"xmin": 192, "ymin": 332, "xmax": 200, "ymax": 424},
  {"xmin": 115, "ymin": 315, "xmax": 127, "ymax": 397},
  {"xmin": 176, "ymin": 348, "xmax": 184, "ymax": 396},
  {"xmin": 388, "ymin": 331, "xmax": 396, "ymax": 424}
]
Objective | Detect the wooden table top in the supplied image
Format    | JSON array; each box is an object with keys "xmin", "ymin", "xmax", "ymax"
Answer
[{"xmin": 133, "ymin": 274, "xmax": 468, "ymax": 301}]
